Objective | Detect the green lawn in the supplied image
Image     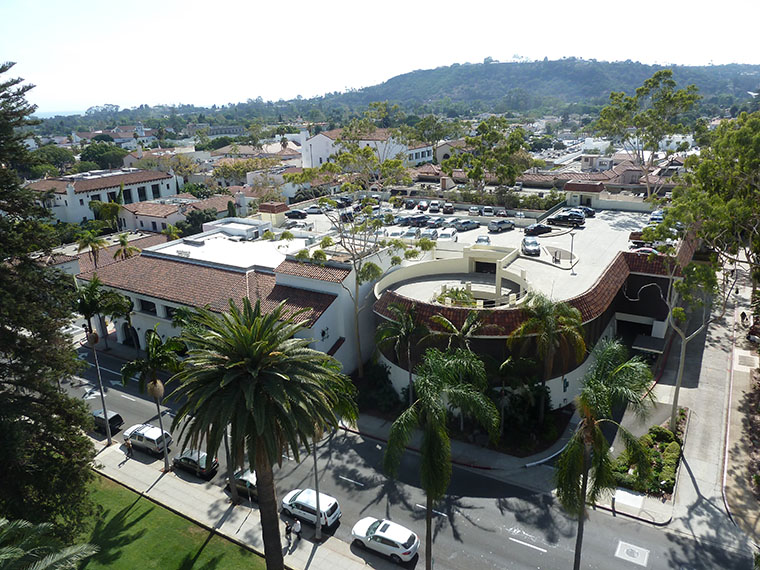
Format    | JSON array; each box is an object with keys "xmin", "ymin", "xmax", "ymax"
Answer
[{"xmin": 80, "ymin": 475, "xmax": 266, "ymax": 570}]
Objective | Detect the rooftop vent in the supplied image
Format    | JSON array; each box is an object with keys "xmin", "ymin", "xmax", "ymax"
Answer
[{"xmin": 176, "ymin": 250, "xmax": 191, "ymax": 258}]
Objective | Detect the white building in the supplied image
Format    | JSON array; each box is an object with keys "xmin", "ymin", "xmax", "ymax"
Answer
[
  {"xmin": 301, "ymin": 128, "xmax": 431, "ymax": 169},
  {"xmin": 27, "ymin": 169, "xmax": 182, "ymax": 224}
]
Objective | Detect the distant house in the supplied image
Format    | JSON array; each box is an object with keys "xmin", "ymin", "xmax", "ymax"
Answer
[
  {"xmin": 301, "ymin": 128, "xmax": 430, "ymax": 168},
  {"xmin": 72, "ymin": 123, "xmax": 157, "ymax": 150},
  {"xmin": 26, "ymin": 168, "xmax": 182, "ymax": 224}
]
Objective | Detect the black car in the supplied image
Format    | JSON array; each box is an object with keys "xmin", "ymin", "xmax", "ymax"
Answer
[
  {"xmin": 524, "ymin": 223, "xmax": 552, "ymax": 236},
  {"xmin": 404, "ymin": 199, "xmax": 416, "ymax": 210},
  {"xmin": 577, "ymin": 206, "xmax": 596, "ymax": 218},
  {"xmin": 488, "ymin": 219, "xmax": 515, "ymax": 233},
  {"xmin": 547, "ymin": 213, "xmax": 584, "ymax": 227},
  {"xmin": 172, "ymin": 449, "xmax": 219, "ymax": 480},
  {"xmin": 409, "ymin": 214, "xmax": 430, "ymax": 228},
  {"xmin": 284, "ymin": 209, "xmax": 307, "ymax": 219},
  {"xmin": 226, "ymin": 469, "xmax": 258, "ymax": 500},
  {"xmin": 454, "ymin": 219, "xmax": 479, "ymax": 232},
  {"xmin": 92, "ymin": 409, "xmax": 124, "ymax": 434}
]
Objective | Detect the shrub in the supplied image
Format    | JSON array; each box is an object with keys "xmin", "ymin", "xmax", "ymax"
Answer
[
  {"xmin": 649, "ymin": 425, "xmax": 675, "ymax": 444},
  {"xmin": 356, "ymin": 361, "xmax": 401, "ymax": 414}
]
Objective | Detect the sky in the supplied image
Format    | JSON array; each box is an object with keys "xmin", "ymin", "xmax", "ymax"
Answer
[{"xmin": 2, "ymin": 0, "xmax": 759, "ymax": 116}]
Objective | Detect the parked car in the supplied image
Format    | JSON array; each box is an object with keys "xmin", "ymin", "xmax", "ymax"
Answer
[
  {"xmin": 455, "ymin": 219, "xmax": 479, "ymax": 232},
  {"xmin": 404, "ymin": 199, "xmax": 416, "ymax": 210},
  {"xmin": 402, "ymin": 227, "xmax": 421, "ymax": 239},
  {"xmin": 495, "ymin": 209, "xmax": 508, "ymax": 217},
  {"xmin": 514, "ymin": 211, "xmax": 526, "ymax": 218},
  {"xmin": 482, "ymin": 206, "xmax": 494, "ymax": 216},
  {"xmin": 437, "ymin": 228, "xmax": 458, "ymax": 242},
  {"xmin": 443, "ymin": 217, "xmax": 459, "ymax": 228},
  {"xmin": 475, "ymin": 235, "xmax": 491, "ymax": 245},
  {"xmin": 395, "ymin": 215, "xmax": 412, "ymax": 226},
  {"xmin": 442, "ymin": 203, "xmax": 455, "ymax": 214},
  {"xmin": 172, "ymin": 449, "xmax": 219, "ymax": 480},
  {"xmin": 488, "ymin": 219, "xmax": 515, "ymax": 233},
  {"xmin": 524, "ymin": 223, "xmax": 552, "ymax": 236},
  {"xmin": 417, "ymin": 200, "xmax": 429, "ymax": 211},
  {"xmin": 650, "ymin": 209, "xmax": 664, "ymax": 223},
  {"xmin": 468, "ymin": 206, "xmax": 481, "ymax": 216},
  {"xmin": 409, "ymin": 214, "xmax": 430, "ymax": 228},
  {"xmin": 92, "ymin": 409, "xmax": 124, "ymax": 434},
  {"xmin": 566, "ymin": 208, "xmax": 587, "ymax": 219},
  {"xmin": 521, "ymin": 236, "xmax": 541, "ymax": 256},
  {"xmin": 284, "ymin": 209, "xmax": 307, "ymax": 219},
  {"xmin": 428, "ymin": 200, "xmax": 440, "ymax": 213},
  {"xmin": 123, "ymin": 424, "xmax": 172, "ymax": 456},
  {"xmin": 426, "ymin": 217, "xmax": 444, "ymax": 229},
  {"xmin": 226, "ymin": 469, "xmax": 258, "ymax": 500},
  {"xmin": 547, "ymin": 212, "xmax": 584, "ymax": 227},
  {"xmin": 304, "ymin": 205, "xmax": 323, "ymax": 215},
  {"xmin": 281, "ymin": 488, "xmax": 342, "ymax": 528},
  {"xmin": 352, "ymin": 517, "xmax": 420, "ymax": 564},
  {"xmin": 420, "ymin": 228, "xmax": 439, "ymax": 240},
  {"xmin": 387, "ymin": 228, "xmax": 406, "ymax": 238},
  {"xmin": 577, "ymin": 205, "xmax": 596, "ymax": 218},
  {"xmin": 339, "ymin": 210, "xmax": 354, "ymax": 223}
]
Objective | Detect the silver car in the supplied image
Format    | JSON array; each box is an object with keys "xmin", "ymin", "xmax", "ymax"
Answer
[{"xmin": 521, "ymin": 236, "xmax": 541, "ymax": 256}]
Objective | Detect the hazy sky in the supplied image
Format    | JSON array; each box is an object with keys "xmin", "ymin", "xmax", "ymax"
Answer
[{"xmin": 2, "ymin": 0, "xmax": 758, "ymax": 115}]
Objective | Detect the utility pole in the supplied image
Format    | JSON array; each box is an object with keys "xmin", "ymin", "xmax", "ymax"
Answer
[{"xmin": 84, "ymin": 324, "xmax": 112, "ymax": 446}]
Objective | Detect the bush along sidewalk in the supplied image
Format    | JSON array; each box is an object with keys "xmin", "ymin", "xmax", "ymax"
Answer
[{"xmin": 612, "ymin": 408, "xmax": 687, "ymax": 498}]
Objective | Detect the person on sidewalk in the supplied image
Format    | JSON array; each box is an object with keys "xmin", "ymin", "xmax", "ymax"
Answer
[
  {"xmin": 292, "ymin": 519, "xmax": 301, "ymax": 541},
  {"xmin": 284, "ymin": 521, "xmax": 292, "ymax": 545},
  {"xmin": 125, "ymin": 439, "xmax": 134, "ymax": 458}
]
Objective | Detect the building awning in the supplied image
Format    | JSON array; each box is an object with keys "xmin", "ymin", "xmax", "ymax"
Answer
[{"xmin": 632, "ymin": 334, "xmax": 666, "ymax": 354}]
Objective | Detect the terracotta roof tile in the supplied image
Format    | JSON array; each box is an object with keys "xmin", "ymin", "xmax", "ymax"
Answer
[
  {"xmin": 276, "ymin": 260, "xmax": 351, "ymax": 283},
  {"xmin": 26, "ymin": 170, "xmax": 172, "ymax": 194},
  {"xmin": 122, "ymin": 202, "xmax": 180, "ymax": 217},
  {"xmin": 76, "ymin": 234, "xmax": 168, "ymax": 274}
]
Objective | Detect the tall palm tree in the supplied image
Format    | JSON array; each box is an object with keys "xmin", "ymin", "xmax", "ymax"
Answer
[
  {"xmin": 77, "ymin": 230, "xmax": 108, "ymax": 269},
  {"xmin": 112, "ymin": 233, "xmax": 141, "ymax": 260},
  {"xmin": 555, "ymin": 339, "xmax": 654, "ymax": 570},
  {"xmin": 507, "ymin": 293, "xmax": 586, "ymax": 426},
  {"xmin": 169, "ymin": 299, "xmax": 357, "ymax": 570},
  {"xmin": 384, "ymin": 348, "xmax": 498, "ymax": 570},
  {"xmin": 121, "ymin": 326, "xmax": 183, "ymax": 471},
  {"xmin": 429, "ymin": 310, "xmax": 492, "ymax": 351},
  {"xmin": 161, "ymin": 224, "xmax": 181, "ymax": 241},
  {"xmin": 0, "ymin": 518, "xmax": 98, "ymax": 570},
  {"xmin": 376, "ymin": 303, "xmax": 429, "ymax": 407},
  {"xmin": 74, "ymin": 276, "xmax": 124, "ymax": 351}
]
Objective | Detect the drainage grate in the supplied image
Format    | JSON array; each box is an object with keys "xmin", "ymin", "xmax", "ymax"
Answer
[{"xmin": 615, "ymin": 540, "xmax": 650, "ymax": 567}]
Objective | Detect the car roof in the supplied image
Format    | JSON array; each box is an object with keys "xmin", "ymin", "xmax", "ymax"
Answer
[
  {"xmin": 178, "ymin": 449, "xmax": 207, "ymax": 461},
  {"xmin": 124, "ymin": 423, "xmax": 164, "ymax": 439},
  {"xmin": 375, "ymin": 520, "xmax": 415, "ymax": 543},
  {"xmin": 291, "ymin": 488, "xmax": 337, "ymax": 508}
]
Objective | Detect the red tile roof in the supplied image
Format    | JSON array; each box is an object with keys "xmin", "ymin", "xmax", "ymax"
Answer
[
  {"xmin": 26, "ymin": 170, "xmax": 172, "ymax": 194},
  {"xmin": 122, "ymin": 202, "xmax": 179, "ymax": 217},
  {"xmin": 276, "ymin": 260, "xmax": 351, "ymax": 283},
  {"xmin": 77, "ymin": 233, "xmax": 168, "ymax": 274},
  {"xmin": 259, "ymin": 201, "xmax": 289, "ymax": 214},
  {"xmin": 79, "ymin": 256, "xmax": 336, "ymax": 325},
  {"xmin": 316, "ymin": 128, "xmax": 392, "ymax": 142},
  {"xmin": 564, "ymin": 181, "xmax": 606, "ymax": 193}
]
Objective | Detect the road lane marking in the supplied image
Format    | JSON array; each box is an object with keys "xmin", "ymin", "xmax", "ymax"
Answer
[
  {"xmin": 415, "ymin": 504, "xmax": 447, "ymax": 517},
  {"xmin": 508, "ymin": 537, "xmax": 547, "ymax": 553},
  {"xmin": 120, "ymin": 395, "xmax": 136, "ymax": 401},
  {"xmin": 338, "ymin": 475, "xmax": 365, "ymax": 487}
]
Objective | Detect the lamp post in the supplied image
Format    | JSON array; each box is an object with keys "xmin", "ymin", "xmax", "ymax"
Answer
[
  {"xmin": 570, "ymin": 231, "xmax": 576, "ymax": 276},
  {"xmin": 84, "ymin": 324, "xmax": 112, "ymax": 446}
]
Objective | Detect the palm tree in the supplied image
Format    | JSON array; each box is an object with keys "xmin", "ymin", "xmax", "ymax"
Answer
[
  {"xmin": 74, "ymin": 276, "xmax": 124, "ymax": 351},
  {"xmin": 0, "ymin": 518, "xmax": 98, "ymax": 569},
  {"xmin": 384, "ymin": 348, "xmax": 498, "ymax": 570},
  {"xmin": 112, "ymin": 233, "xmax": 141, "ymax": 260},
  {"xmin": 121, "ymin": 326, "xmax": 183, "ymax": 471},
  {"xmin": 169, "ymin": 299, "xmax": 357, "ymax": 570},
  {"xmin": 428, "ymin": 310, "xmax": 492, "ymax": 351},
  {"xmin": 376, "ymin": 303, "xmax": 429, "ymax": 407},
  {"xmin": 161, "ymin": 224, "xmax": 181, "ymax": 241},
  {"xmin": 77, "ymin": 230, "xmax": 107, "ymax": 269},
  {"xmin": 507, "ymin": 293, "xmax": 586, "ymax": 426},
  {"xmin": 107, "ymin": 296, "xmax": 140, "ymax": 356},
  {"xmin": 555, "ymin": 339, "xmax": 654, "ymax": 570}
]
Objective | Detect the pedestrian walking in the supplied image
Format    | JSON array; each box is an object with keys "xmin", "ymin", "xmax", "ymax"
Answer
[
  {"xmin": 284, "ymin": 521, "xmax": 292, "ymax": 544},
  {"xmin": 741, "ymin": 311, "xmax": 748, "ymax": 326},
  {"xmin": 125, "ymin": 439, "xmax": 134, "ymax": 458},
  {"xmin": 292, "ymin": 519, "xmax": 301, "ymax": 541}
]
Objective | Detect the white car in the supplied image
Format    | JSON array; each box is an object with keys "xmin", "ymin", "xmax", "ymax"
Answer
[
  {"xmin": 281, "ymin": 488, "xmax": 342, "ymax": 528},
  {"xmin": 123, "ymin": 424, "xmax": 172, "ymax": 456},
  {"xmin": 420, "ymin": 228, "xmax": 438, "ymax": 240},
  {"xmin": 468, "ymin": 206, "xmax": 481, "ymax": 216},
  {"xmin": 352, "ymin": 517, "xmax": 420, "ymax": 563},
  {"xmin": 304, "ymin": 204, "xmax": 323, "ymax": 215},
  {"xmin": 387, "ymin": 228, "xmax": 405, "ymax": 238},
  {"xmin": 475, "ymin": 235, "xmax": 491, "ymax": 245},
  {"xmin": 438, "ymin": 228, "xmax": 458, "ymax": 242},
  {"xmin": 482, "ymin": 206, "xmax": 494, "ymax": 216}
]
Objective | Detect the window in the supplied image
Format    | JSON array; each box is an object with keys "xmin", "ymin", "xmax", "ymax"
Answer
[
  {"xmin": 151, "ymin": 184, "xmax": 160, "ymax": 199},
  {"xmin": 165, "ymin": 306, "xmax": 176, "ymax": 321},
  {"xmin": 123, "ymin": 189, "xmax": 133, "ymax": 203},
  {"xmin": 151, "ymin": 221, "xmax": 157, "ymax": 231},
  {"xmin": 137, "ymin": 187, "xmax": 147, "ymax": 201},
  {"xmin": 408, "ymin": 154, "xmax": 413, "ymax": 161},
  {"xmin": 139, "ymin": 220, "xmax": 144, "ymax": 227},
  {"xmin": 319, "ymin": 157, "xmax": 323, "ymax": 164},
  {"xmin": 139, "ymin": 299, "xmax": 157, "ymax": 315},
  {"xmin": 415, "ymin": 152, "xmax": 420, "ymax": 159},
  {"xmin": 90, "ymin": 194, "xmax": 101, "ymax": 202},
  {"xmin": 79, "ymin": 199, "xmax": 84, "ymax": 205},
  {"xmin": 107, "ymin": 191, "xmax": 117, "ymax": 202},
  {"xmin": 161, "ymin": 222, "xmax": 167, "ymax": 229}
]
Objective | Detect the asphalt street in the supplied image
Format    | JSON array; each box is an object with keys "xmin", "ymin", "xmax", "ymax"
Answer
[{"xmin": 69, "ymin": 348, "xmax": 754, "ymax": 570}]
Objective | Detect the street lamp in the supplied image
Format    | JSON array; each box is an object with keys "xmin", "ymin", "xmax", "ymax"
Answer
[
  {"xmin": 83, "ymin": 324, "xmax": 113, "ymax": 446},
  {"xmin": 570, "ymin": 231, "xmax": 576, "ymax": 276}
]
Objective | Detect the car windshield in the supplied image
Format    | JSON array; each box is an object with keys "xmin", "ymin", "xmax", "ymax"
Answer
[
  {"xmin": 367, "ymin": 519, "xmax": 382, "ymax": 536},
  {"xmin": 403, "ymin": 534, "xmax": 416, "ymax": 548}
]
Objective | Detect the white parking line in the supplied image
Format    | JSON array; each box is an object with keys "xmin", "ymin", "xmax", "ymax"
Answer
[
  {"xmin": 338, "ymin": 475, "xmax": 365, "ymax": 487},
  {"xmin": 415, "ymin": 504, "xmax": 448, "ymax": 517},
  {"xmin": 508, "ymin": 537, "xmax": 547, "ymax": 553},
  {"xmin": 120, "ymin": 395, "xmax": 136, "ymax": 401}
]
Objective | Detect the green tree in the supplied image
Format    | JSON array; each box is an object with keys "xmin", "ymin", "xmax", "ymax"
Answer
[
  {"xmin": 555, "ymin": 339, "xmax": 654, "ymax": 570},
  {"xmin": 413, "ymin": 115, "xmax": 461, "ymax": 163},
  {"xmin": 170, "ymin": 299, "xmax": 357, "ymax": 570},
  {"xmin": 29, "ymin": 163, "xmax": 59, "ymax": 179},
  {"xmin": 0, "ymin": 62, "xmax": 96, "ymax": 541},
  {"xmin": 376, "ymin": 303, "xmax": 429, "ymax": 407},
  {"xmin": 31, "ymin": 145, "xmax": 75, "ymax": 171},
  {"xmin": 70, "ymin": 160, "xmax": 99, "ymax": 173},
  {"xmin": 0, "ymin": 518, "xmax": 98, "ymax": 569},
  {"xmin": 595, "ymin": 70, "xmax": 700, "ymax": 199},
  {"xmin": 176, "ymin": 208, "xmax": 218, "ymax": 236},
  {"xmin": 112, "ymin": 233, "xmax": 140, "ymax": 260},
  {"xmin": 226, "ymin": 200, "xmax": 236, "ymax": 217},
  {"xmin": 384, "ymin": 348, "xmax": 498, "ymax": 570},
  {"xmin": 76, "ymin": 230, "xmax": 107, "ymax": 268},
  {"xmin": 161, "ymin": 224, "xmax": 181, "ymax": 241},
  {"xmin": 88, "ymin": 200, "xmax": 120, "ymax": 231},
  {"xmin": 121, "ymin": 327, "xmax": 183, "ymax": 471},
  {"xmin": 429, "ymin": 310, "xmax": 493, "ymax": 351},
  {"xmin": 80, "ymin": 141, "xmax": 129, "ymax": 170},
  {"xmin": 507, "ymin": 293, "xmax": 586, "ymax": 426}
]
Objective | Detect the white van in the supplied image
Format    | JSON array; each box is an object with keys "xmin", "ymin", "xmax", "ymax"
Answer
[
  {"xmin": 281, "ymin": 488, "xmax": 342, "ymax": 528},
  {"xmin": 123, "ymin": 424, "xmax": 172, "ymax": 456}
]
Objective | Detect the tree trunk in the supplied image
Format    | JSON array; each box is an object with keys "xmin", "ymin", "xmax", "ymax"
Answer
[
  {"xmin": 573, "ymin": 444, "xmax": 591, "ymax": 570},
  {"xmin": 538, "ymin": 350, "xmax": 553, "ymax": 427},
  {"xmin": 100, "ymin": 314, "xmax": 110, "ymax": 349},
  {"xmin": 354, "ymin": 278, "xmax": 364, "ymax": 378},
  {"xmin": 154, "ymin": 396, "xmax": 170, "ymax": 472},
  {"xmin": 255, "ymin": 445, "xmax": 284, "ymax": 570},
  {"xmin": 224, "ymin": 431, "xmax": 239, "ymax": 505},
  {"xmin": 92, "ymin": 343, "xmax": 112, "ymax": 446},
  {"xmin": 669, "ymin": 332, "xmax": 687, "ymax": 435},
  {"xmin": 425, "ymin": 494, "xmax": 433, "ymax": 570},
  {"xmin": 313, "ymin": 436, "xmax": 322, "ymax": 541},
  {"xmin": 407, "ymin": 344, "xmax": 414, "ymax": 408}
]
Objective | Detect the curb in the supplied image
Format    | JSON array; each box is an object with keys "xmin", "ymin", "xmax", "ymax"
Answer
[
  {"xmin": 92, "ymin": 466, "xmax": 286, "ymax": 569},
  {"xmin": 591, "ymin": 502, "xmax": 673, "ymax": 527}
]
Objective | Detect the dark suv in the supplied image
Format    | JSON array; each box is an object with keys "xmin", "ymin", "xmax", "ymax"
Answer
[
  {"xmin": 488, "ymin": 219, "xmax": 515, "ymax": 233},
  {"xmin": 547, "ymin": 212, "xmax": 584, "ymax": 227}
]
